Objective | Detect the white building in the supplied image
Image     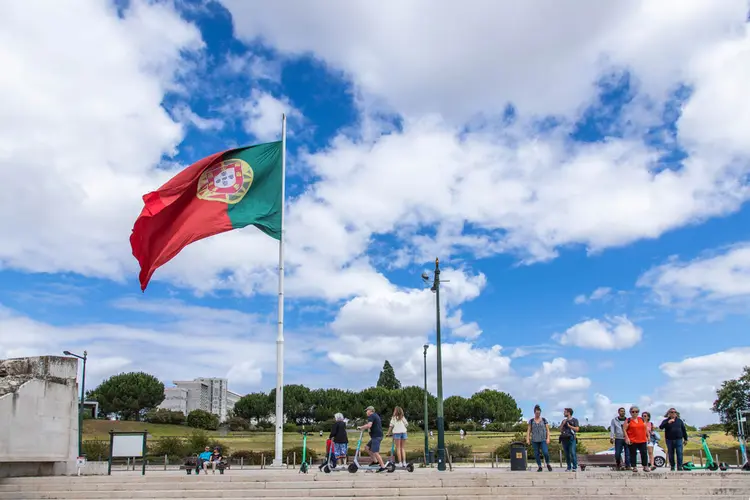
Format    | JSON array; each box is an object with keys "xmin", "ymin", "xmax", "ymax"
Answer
[{"xmin": 159, "ymin": 377, "xmax": 242, "ymax": 422}]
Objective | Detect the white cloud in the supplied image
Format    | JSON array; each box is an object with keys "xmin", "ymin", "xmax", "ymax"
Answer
[
  {"xmin": 574, "ymin": 286, "xmax": 612, "ymax": 304},
  {"xmin": 637, "ymin": 243, "xmax": 750, "ymax": 308},
  {"xmin": 171, "ymin": 104, "xmax": 224, "ymax": 131},
  {"xmin": 642, "ymin": 348, "xmax": 750, "ymax": 425},
  {"xmin": 241, "ymin": 89, "xmax": 302, "ymax": 142},
  {"xmin": 0, "ymin": 0, "xmax": 203, "ymax": 280},
  {"xmin": 221, "ymin": 1, "xmax": 749, "ymax": 125},
  {"xmin": 554, "ymin": 316, "xmax": 642, "ymax": 350},
  {"xmin": 523, "ymin": 357, "xmax": 591, "ymax": 398},
  {"xmin": 0, "ymin": 299, "xmax": 312, "ymax": 394},
  {"xmin": 1, "ymin": 1, "xmax": 749, "ymax": 307}
]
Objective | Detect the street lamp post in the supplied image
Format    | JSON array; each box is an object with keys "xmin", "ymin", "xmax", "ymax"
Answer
[
  {"xmin": 423, "ymin": 344, "xmax": 429, "ymax": 465},
  {"xmin": 422, "ymin": 257, "xmax": 448, "ymax": 471},
  {"xmin": 63, "ymin": 350, "xmax": 87, "ymax": 457}
]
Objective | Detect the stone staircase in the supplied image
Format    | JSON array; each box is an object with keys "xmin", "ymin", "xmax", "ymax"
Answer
[{"xmin": 1, "ymin": 470, "xmax": 749, "ymax": 499}]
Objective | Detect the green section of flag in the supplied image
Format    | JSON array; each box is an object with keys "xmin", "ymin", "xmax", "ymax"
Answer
[{"xmin": 225, "ymin": 141, "xmax": 282, "ymax": 239}]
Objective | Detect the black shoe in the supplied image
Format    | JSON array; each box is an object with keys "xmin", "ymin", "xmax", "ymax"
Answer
[
  {"xmin": 537, "ymin": 467, "xmax": 543, "ymax": 472},
  {"xmin": 547, "ymin": 464, "xmax": 553, "ymax": 471},
  {"xmin": 377, "ymin": 467, "xmax": 387, "ymax": 473}
]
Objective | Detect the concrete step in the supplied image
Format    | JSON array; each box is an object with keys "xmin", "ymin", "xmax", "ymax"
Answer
[
  {"xmin": 3, "ymin": 486, "xmax": 750, "ymax": 499},
  {"xmin": 2, "ymin": 496, "xmax": 750, "ymax": 500}
]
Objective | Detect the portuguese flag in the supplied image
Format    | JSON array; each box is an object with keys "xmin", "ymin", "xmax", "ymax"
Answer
[{"xmin": 131, "ymin": 141, "xmax": 283, "ymax": 291}]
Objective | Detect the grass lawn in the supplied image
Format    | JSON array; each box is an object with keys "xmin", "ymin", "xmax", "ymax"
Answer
[{"xmin": 84, "ymin": 420, "xmax": 740, "ymax": 456}]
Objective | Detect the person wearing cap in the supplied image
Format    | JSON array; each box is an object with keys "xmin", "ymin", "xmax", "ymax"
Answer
[{"xmin": 357, "ymin": 406, "xmax": 386, "ymax": 472}]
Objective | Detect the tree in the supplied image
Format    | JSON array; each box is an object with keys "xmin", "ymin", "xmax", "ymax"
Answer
[
  {"xmin": 269, "ymin": 384, "xmax": 313, "ymax": 424},
  {"xmin": 377, "ymin": 360, "xmax": 401, "ymax": 390},
  {"xmin": 233, "ymin": 392, "xmax": 273, "ymax": 422},
  {"xmin": 468, "ymin": 389, "xmax": 522, "ymax": 423},
  {"xmin": 187, "ymin": 409, "xmax": 219, "ymax": 430},
  {"xmin": 712, "ymin": 366, "xmax": 750, "ymax": 437},
  {"xmin": 444, "ymin": 395, "xmax": 471, "ymax": 423},
  {"xmin": 87, "ymin": 372, "xmax": 164, "ymax": 420}
]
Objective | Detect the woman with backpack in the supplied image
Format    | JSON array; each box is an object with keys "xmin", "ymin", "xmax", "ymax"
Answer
[
  {"xmin": 526, "ymin": 405, "xmax": 552, "ymax": 471},
  {"xmin": 623, "ymin": 406, "xmax": 650, "ymax": 472}
]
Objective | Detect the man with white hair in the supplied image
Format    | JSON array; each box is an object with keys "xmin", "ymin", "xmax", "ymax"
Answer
[{"xmin": 329, "ymin": 412, "xmax": 349, "ymax": 467}]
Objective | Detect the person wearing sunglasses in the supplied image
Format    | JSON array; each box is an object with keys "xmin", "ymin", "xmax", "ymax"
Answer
[
  {"xmin": 623, "ymin": 406, "xmax": 650, "ymax": 472},
  {"xmin": 641, "ymin": 412, "xmax": 657, "ymax": 469},
  {"xmin": 659, "ymin": 408, "xmax": 688, "ymax": 471}
]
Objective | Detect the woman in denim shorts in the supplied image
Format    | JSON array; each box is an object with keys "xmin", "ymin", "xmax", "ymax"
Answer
[{"xmin": 387, "ymin": 406, "xmax": 409, "ymax": 467}]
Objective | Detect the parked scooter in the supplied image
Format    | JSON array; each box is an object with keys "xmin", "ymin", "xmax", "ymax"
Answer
[
  {"xmin": 299, "ymin": 431, "xmax": 309, "ymax": 474},
  {"xmin": 683, "ymin": 434, "xmax": 728, "ymax": 471},
  {"xmin": 384, "ymin": 437, "xmax": 414, "ymax": 473}
]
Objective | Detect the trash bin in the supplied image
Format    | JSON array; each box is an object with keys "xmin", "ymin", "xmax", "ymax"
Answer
[
  {"xmin": 510, "ymin": 442, "xmax": 527, "ymax": 471},
  {"xmin": 428, "ymin": 449, "xmax": 435, "ymax": 464}
]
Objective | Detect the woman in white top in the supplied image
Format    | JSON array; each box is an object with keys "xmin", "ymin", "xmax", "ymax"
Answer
[{"xmin": 387, "ymin": 406, "xmax": 409, "ymax": 467}]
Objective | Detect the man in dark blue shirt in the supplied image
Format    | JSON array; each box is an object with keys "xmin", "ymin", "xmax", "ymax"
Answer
[
  {"xmin": 358, "ymin": 405, "xmax": 386, "ymax": 472},
  {"xmin": 659, "ymin": 407, "xmax": 688, "ymax": 470}
]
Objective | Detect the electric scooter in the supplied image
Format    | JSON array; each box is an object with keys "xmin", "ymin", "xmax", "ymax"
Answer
[
  {"xmin": 385, "ymin": 437, "xmax": 414, "ymax": 473},
  {"xmin": 736, "ymin": 408, "xmax": 750, "ymax": 471},
  {"xmin": 347, "ymin": 430, "xmax": 386, "ymax": 473},
  {"xmin": 299, "ymin": 431, "xmax": 309, "ymax": 474},
  {"xmin": 683, "ymin": 434, "xmax": 728, "ymax": 471}
]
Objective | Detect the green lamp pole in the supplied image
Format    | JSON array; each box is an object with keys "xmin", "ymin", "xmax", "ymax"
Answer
[
  {"xmin": 422, "ymin": 258, "xmax": 448, "ymax": 471},
  {"xmin": 423, "ymin": 344, "xmax": 429, "ymax": 465},
  {"xmin": 63, "ymin": 350, "xmax": 87, "ymax": 457}
]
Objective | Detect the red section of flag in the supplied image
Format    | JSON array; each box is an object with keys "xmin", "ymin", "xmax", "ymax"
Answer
[{"xmin": 130, "ymin": 150, "xmax": 232, "ymax": 291}]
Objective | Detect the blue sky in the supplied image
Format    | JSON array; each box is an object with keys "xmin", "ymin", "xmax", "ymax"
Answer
[{"xmin": 1, "ymin": 0, "xmax": 749, "ymax": 426}]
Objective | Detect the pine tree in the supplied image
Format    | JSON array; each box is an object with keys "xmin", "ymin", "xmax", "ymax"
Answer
[{"xmin": 377, "ymin": 360, "xmax": 401, "ymax": 390}]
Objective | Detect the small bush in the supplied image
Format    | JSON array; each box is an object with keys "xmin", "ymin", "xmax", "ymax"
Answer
[
  {"xmin": 145, "ymin": 409, "xmax": 186, "ymax": 425},
  {"xmin": 227, "ymin": 416, "xmax": 250, "ymax": 431},
  {"xmin": 230, "ymin": 450, "xmax": 267, "ymax": 465},
  {"xmin": 700, "ymin": 423, "xmax": 724, "ymax": 432},
  {"xmin": 484, "ymin": 422, "xmax": 518, "ymax": 432},
  {"xmin": 185, "ymin": 430, "xmax": 210, "ymax": 454},
  {"xmin": 255, "ymin": 421, "xmax": 274, "ymax": 431},
  {"xmin": 284, "ymin": 446, "xmax": 318, "ymax": 463},
  {"xmin": 686, "ymin": 424, "xmax": 698, "ymax": 432},
  {"xmin": 283, "ymin": 422, "xmax": 298, "ymax": 432},
  {"xmin": 187, "ymin": 409, "xmax": 219, "ymax": 430},
  {"xmin": 513, "ymin": 422, "xmax": 528, "ymax": 433},
  {"xmin": 82, "ymin": 440, "xmax": 109, "ymax": 460},
  {"xmin": 445, "ymin": 442, "xmax": 472, "ymax": 460},
  {"xmin": 578, "ymin": 425, "xmax": 607, "ymax": 433},
  {"xmin": 151, "ymin": 437, "xmax": 186, "ymax": 460}
]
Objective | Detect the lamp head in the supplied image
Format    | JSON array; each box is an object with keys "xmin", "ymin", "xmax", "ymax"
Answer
[
  {"xmin": 421, "ymin": 272, "xmax": 429, "ymax": 281},
  {"xmin": 63, "ymin": 351, "xmax": 72, "ymax": 356},
  {"xmin": 423, "ymin": 344, "xmax": 429, "ymax": 354}
]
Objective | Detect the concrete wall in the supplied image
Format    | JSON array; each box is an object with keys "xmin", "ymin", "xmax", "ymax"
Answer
[{"xmin": 0, "ymin": 356, "xmax": 79, "ymax": 477}]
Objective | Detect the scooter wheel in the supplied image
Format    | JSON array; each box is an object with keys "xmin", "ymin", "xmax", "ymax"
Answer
[
  {"xmin": 348, "ymin": 463, "xmax": 358, "ymax": 473},
  {"xmin": 708, "ymin": 463, "xmax": 719, "ymax": 471},
  {"xmin": 386, "ymin": 462, "xmax": 396, "ymax": 473},
  {"xmin": 323, "ymin": 464, "xmax": 331, "ymax": 474},
  {"xmin": 300, "ymin": 463, "xmax": 308, "ymax": 474},
  {"xmin": 406, "ymin": 463, "xmax": 414, "ymax": 472},
  {"xmin": 719, "ymin": 462, "xmax": 728, "ymax": 471}
]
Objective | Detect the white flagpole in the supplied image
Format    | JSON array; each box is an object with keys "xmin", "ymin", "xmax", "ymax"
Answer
[{"xmin": 273, "ymin": 113, "xmax": 287, "ymax": 466}]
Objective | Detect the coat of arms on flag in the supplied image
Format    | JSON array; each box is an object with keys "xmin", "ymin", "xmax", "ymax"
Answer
[{"xmin": 197, "ymin": 158, "xmax": 254, "ymax": 204}]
